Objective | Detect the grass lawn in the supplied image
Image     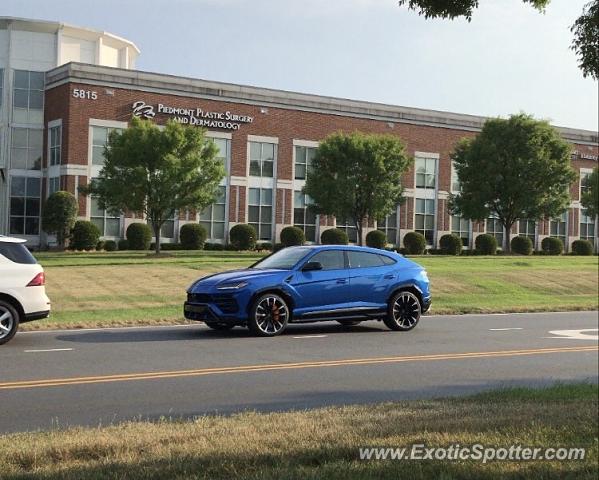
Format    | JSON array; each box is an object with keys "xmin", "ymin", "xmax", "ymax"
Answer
[
  {"xmin": 1, "ymin": 383, "xmax": 596, "ymax": 479},
  {"xmin": 26, "ymin": 251, "xmax": 598, "ymax": 330}
]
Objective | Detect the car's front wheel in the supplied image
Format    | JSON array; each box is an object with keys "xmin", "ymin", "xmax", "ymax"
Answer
[
  {"xmin": 248, "ymin": 293, "xmax": 290, "ymax": 337},
  {"xmin": 0, "ymin": 300, "xmax": 19, "ymax": 345},
  {"xmin": 384, "ymin": 291, "xmax": 421, "ymax": 331}
]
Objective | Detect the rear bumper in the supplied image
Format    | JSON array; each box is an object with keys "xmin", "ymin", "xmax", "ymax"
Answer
[{"xmin": 23, "ymin": 310, "xmax": 50, "ymax": 323}]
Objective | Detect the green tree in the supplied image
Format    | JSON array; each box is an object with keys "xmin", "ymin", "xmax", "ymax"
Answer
[
  {"xmin": 83, "ymin": 117, "xmax": 225, "ymax": 254},
  {"xmin": 304, "ymin": 132, "xmax": 412, "ymax": 245},
  {"xmin": 398, "ymin": 0, "xmax": 598, "ymax": 80},
  {"xmin": 581, "ymin": 167, "xmax": 598, "ymax": 218},
  {"xmin": 41, "ymin": 191, "xmax": 78, "ymax": 249},
  {"xmin": 450, "ymin": 113, "xmax": 576, "ymax": 253},
  {"xmin": 571, "ymin": 1, "xmax": 599, "ymax": 80}
]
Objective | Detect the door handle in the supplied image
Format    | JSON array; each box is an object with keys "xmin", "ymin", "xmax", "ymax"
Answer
[
  {"xmin": 384, "ymin": 274, "xmax": 394, "ymax": 279},
  {"xmin": 336, "ymin": 279, "xmax": 347, "ymax": 284}
]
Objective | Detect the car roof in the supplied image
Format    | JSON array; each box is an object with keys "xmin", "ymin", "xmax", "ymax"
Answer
[
  {"xmin": 287, "ymin": 244, "xmax": 398, "ymax": 255},
  {"xmin": 0, "ymin": 235, "xmax": 27, "ymax": 244}
]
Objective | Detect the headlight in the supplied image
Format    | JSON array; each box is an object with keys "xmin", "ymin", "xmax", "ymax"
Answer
[
  {"xmin": 216, "ymin": 281, "xmax": 248, "ymax": 290},
  {"xmin": 421, "ymin": 270, "xmax": 429, "ymax": 281}
]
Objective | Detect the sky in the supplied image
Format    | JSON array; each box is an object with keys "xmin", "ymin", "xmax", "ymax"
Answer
[{"xmin": 2, "ymin": 0, "xmax": 598, "ymax": 131}]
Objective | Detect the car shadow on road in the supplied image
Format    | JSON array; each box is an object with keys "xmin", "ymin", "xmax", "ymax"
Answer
[{"xmin": 54, "ymin": 322, "xmax": 386, "ymax": 344}]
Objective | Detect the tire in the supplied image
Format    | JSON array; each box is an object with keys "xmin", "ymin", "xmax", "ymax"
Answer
[
  {"xmin": 248, "ymin": 293, "xmax": 290, "ymax": 337},
  {"xmin": 337, "ymin": 320, "xmax": 361, "ymax": 326},
  {"xmin": 384, "ymin": 291, "xmax": 421, "ymax": 331},
  {"xmin": 0, "ymin": 300, "xmax": 20, "ymax": 346},
  {"xmin": 204, "ymin": 322, "xmax": 235, "ymax": 331}
]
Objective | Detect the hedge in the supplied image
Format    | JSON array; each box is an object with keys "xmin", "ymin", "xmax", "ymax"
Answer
[
  {"xmin": 365, "ymin": 230, "xmax": 387, "ymax": 249},
  {"xmin": 403, "ymin": 232, "xmax": 426, "ymax": 255},
  {"xmin": 104, "ymin": 240, "xmax": 117, "ymax": 252},
  {"xmin": 475, "ymin": 234, "xmax": 497, "ymax": 255},
  {"xmin": 280, "ymin": 226, "xmax": 305, "ymax": 247},
  {"xmin": 541, "ymin": 237, "xmax": 563, "ymax": 255},
  {"xmin": 439, "ymin": 233, "xmax": 463, "ymax": 255},
  {"xmin": 229, "ymin": 224, "xmax": 257, "ymax": 250},
  {"xmin": 179, "ymin": 223, "xmax": 207, "ymax": 250},
  {"xmin": 321, "ymin": 228, "xmax": 349, "ymax": 245},
  {"xmin": 70, "ymin": 221, "xmax": 101, "ymax": 251},
  {"xmin": 572, "ymin": 239, "xmax": 593, "ymax": 256},
  {"xmin": 510, "ymin": 235, "xmax": 533, "ymax": 255},
  {"xmin": 126, "ymin": 223, "xmax": 152, "ymax": 250},
  {"xmin": 117, "ymin": 239, "xmax": 129, "ymax": 251}
]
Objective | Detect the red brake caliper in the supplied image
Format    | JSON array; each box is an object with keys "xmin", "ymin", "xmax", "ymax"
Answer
[{"xmin": 272, "ymin": 303, "xmax": 280, "ymax": 324}]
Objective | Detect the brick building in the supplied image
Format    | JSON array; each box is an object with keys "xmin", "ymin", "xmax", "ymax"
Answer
[{"xmin": 1, "ymin": 18, "xmax": 598, "ymax": 251}]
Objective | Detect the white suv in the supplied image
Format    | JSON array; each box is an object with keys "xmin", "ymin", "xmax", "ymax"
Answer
[{"xmin": 0, "ymin": 236, "xmax": 51, "ymax": 345}]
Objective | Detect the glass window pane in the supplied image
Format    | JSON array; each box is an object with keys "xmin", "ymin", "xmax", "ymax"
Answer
[
  {"xmin": 106, "ymin": 219, "xmax": 120, "ymax": 237},
  {"xmin": 92, "ymin": 146, "xmax": 105, "ymax": 165},
  {"xmin": 213, "ymin": 204, "xmax": 225, "ymax": 221},
  {"xmin": 248, "ymin": 188, "xmax": 260, "ymax": 205},
  {"xmin": 13, "ymin": 89, "xmax": 28, "ymax": 109},
  {"xmin": 92, "ymin": 127, "xmax": 107, "ymax": 146},
  {"xmin": 10, "ymin": 217, "xmax": 24, "ymax": 235},
  {"xmin": 425, "ymin": 216, "xmax": 434, "ymax": 229},
  {"xmin": 213, "ymin": 222, "xmax": 225, "ymax": 239},
  {"xmin": 260, "ymin": 206, "xmax": 272, "ymax": 223},
  {"xmin": 306, "ymin": 209, "xmax": 317, "ymax": 224},
  {"xmin": 26, "ymin": 178, "xmax": 40, "ymax": 197},
  {"xmin": 426, "ymin": 199, "xmax": 435, "ymax": 213},
  {"xmin": 29, "ymin": 71, "xmax": 45, "ymax": 90},
  {"xmin": 10, "ymin": 149, "xmax": 27, "ymax": 169},
  {"xmin": 90, "ymin": 197, "xmax": 103, "ymax": 217},
  {"xmin": 25, "ymin": 217, "xmax": 39, "ymax": 235},
  {"xmin": 29, "ymin": 130, "xmax": 43, "ymax": 150},
  {"xmin": 200, "ymin": 222, "xmax": 212, "ymax": 238},
  {"xmin": 348, "ymin": 251, "xmax": 384, "ymax": 268},
  {"xmin": 10, "ymin": 197, "xmax": 25, "ymax": 216},
  {"xmin": 306, "ymin": 148, "xmax": 317, "ymax": 164},
  {"xmin": 262, "ymin": 189, "xmax": 272, "ymax": 205},
  {"xmin": 199, "ymin": 206, "xmax": 212, "ymax": 221},
  {"xmin": 248, "ymin": 206, "xmax": 260, "ymax": 223},
  {"xmin": 259, "ymin": 224, "xmax": 271, "ymax": 240},
  {"xmin": 250, "ymin": 142, "xmax": 261, "ymax": 160},
  {"xmin": 216, "ymin": 186, "xmax": 226, "ymax": 203},
  {"xmin": 91, "ymin": 218, "xmax": 104, "ymax": 234},
  {"xmin": 305, "ymin": 226, "xmax": 316, "ymax": 242},
  {"xmin": 12, "ymin": 129, "xmax": 28, "ymax": 148},
  {"xmin": 29, "ymin": 90, "xmax": 43, "ymax": 109},
  {"xmin": 262, "ymin": 143, "xmax": 274, "ymax": 161},
  {"xmin": 11, "ymin": 177, "xmax": 26, "ymax": 196},
  {"xmin": 415, "ymin": 216, "xmax": 424, "ymax": 229},
  {"xmin": 262, "ymin": 161, "xmax": 273, "ymax": 177},
  {"xmin": 14, "ymin": 70, "xmax": 29, "ymax": 89},
  {"xmin": 415, "ymin": 198, "xmax": 425, "ymax": 213},
  {"xmin": 295, "ymin": 164, "xmax": 306, "ymax": 180},
  {"xmin": 249, "ymin": 160, "xmax": 261, "ymax": 176},
  {"xmin": 294, "ymin": 209, "xmax": 304, "ymax": 225},
  {"xmin": 25, "ymin": 198, "xmax": 40, "ymax": 216},
  {"xmin": 312, "ymin": 250, "xmax": 345, "ymax": 270}
]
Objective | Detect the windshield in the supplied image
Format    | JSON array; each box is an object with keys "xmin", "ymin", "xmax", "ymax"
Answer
[{"xmin": 251, "ymin": 247, "xmax": 312, "ymax": 270}]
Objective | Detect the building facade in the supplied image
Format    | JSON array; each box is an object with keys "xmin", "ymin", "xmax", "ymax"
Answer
[{"xmin": 0, "ymin": 18, "xmax": 597, "ymax": 251}]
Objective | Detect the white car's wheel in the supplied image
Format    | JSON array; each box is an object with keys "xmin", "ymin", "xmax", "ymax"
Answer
[{"xmin": 0, "ymin": 300, "xmax": 19, "ymax": 345}]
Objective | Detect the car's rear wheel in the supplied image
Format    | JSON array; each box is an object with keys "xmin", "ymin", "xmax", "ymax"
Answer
[
  {"xmin": 204, "ymin": 322, "xmax": 235, "ymax": 331},
  {"xmin": 384, "ymin": 291, "xmax": 421, "ymax": 331},
  {"xmin": 248, "ymin": 293, "xmax": 289, "ymax": 337},
  {"xmin": 0, "ymin": 300, "xmax": 19, "ymax": 345},
  {"xmin": 337, "ymin": 320, "xmax": 361, "ymax": 326}
]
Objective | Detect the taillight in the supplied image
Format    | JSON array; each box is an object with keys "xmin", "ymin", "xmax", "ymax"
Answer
[{"xmin": 27, "ymin": 272, "xmax": 45, "ymax": 287}]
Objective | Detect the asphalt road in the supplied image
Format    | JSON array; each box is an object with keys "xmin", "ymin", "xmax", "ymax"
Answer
[{"xmin": 1, "ymin": 311, "xmax": 597, "ymax": 434}]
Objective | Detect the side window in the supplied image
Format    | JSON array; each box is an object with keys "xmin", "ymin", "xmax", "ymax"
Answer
[
  {"xmin": 310, "ymin": 250, "xmax": 345, "ymax": 270},
  {"xmin": 379, "ymin": 254, "xmax": 396, "ymax": 265},
  {"xmin": 348, "ymin": 251, "xmax": 385, "ymax": 268}
]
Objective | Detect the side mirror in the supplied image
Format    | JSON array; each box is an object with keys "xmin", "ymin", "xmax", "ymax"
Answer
[{"xmin": 302, "ymin": 261, "xmax": 323, "ymax": 272}]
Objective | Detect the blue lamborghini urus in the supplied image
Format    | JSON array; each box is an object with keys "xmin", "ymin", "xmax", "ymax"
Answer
[{"xmin": 184, "ymin": 245, "xmax": 431, "ymax": 337}]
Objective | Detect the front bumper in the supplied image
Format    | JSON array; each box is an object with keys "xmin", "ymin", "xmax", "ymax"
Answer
[
  {"xmin": 422, "ymin": 296, "xmax": 432, "ymax": 314},
  {"xmin": 184, "ymin": 291, "xmax": 245, "ymax": 323}
]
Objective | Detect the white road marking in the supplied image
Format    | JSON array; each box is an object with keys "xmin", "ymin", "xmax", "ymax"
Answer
[
  {"xmin": 20, "ymin": 324, "xmax": 195, "ymax": 334},
  {"xmin": 489, "ymin": 327, "xmax": 523, "ymax": 331},
  {"xmin": 547, "ymin": 329, "xmax": 598, "ymax": 341},
  {"xmin": 293, "ymin": 335, "xmax": 328, "ymax": 339},
  {"xmin": 24, "ymin": 348, "xmax": 74, "ymax": 353}
]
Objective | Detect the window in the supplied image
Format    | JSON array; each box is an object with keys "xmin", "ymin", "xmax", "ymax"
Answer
[
  {"xmin": 336, "ymin": 218, "xmax": 358, "ymax": 243},
  {"xmin": 486, "ymin": 216, "xmax": 503, "ymax": 247},
  {"xmin": 519, "ymin": 219, "xmax": 536, "ymax": 241},
  {"xmin": 11, "ymin": 128, "xmax": 42, "ymax": 170},
  {"xmin": 48, "ymin": 176, "xmax": 60, "ymax": 195},
  {"xmin": 549, "ymin": 212, "xmax": 567, "ymax": 243},
  {"xmin": 252, "ymin": 247, "xmax": 311, "ymax": 270},
  {"xmin": 451, "ymin": 161, "xmax": 460, "ymax": 192},
  {"xmin": 378, "ymin": 211, "xmax": 398, "ymax": 245},
  {"xmin": 310, "ymin": 250, "xmax": 345, "ymax": 270},
  {"xmin": 49, "ymin": 125, "xmax": 61, "ymax": 166},
  {"xmin": 13, "ymin": 70, "xmax": 44, "ymax": 123},
  {"xmin": 580, "ymin": 211, "xmax": 596, "ymax": 246},
  {"xmin": 212, "ymin": 137, "xmax": 230, "ymax": 167},
  {"xmin": 580, "ymin": 170, "xmax": 592, "ymax": 198},
  {"xmin": 348, "ymin": 251, "xmax": 385, "ymax": 268},
  {"xmin": 90, "ymin": 197, "xmax": 120, "ymax": 237},
  {"xmin": 200, "ymin": 186, "xmax": 226, "ymax": 240},
  {"xmin": 294, "ymin": 191, "xmax": 317, "ymax": 242},
  {"xmin": 9, "ymin": 176, "xmax": 41, "ymax": 235},
  {"xmin": 451, "ymin": 215, "xmax": 470, "ymax": 247},
  {"xmin": 0, "ymin": 242, "xmax": 37, "ymax": 264},
  {"xmin": 249, "ymin": 141, "xmax": 275, "ymax": 177},
  {"xmin": 91, "ymin": 126, "xmax": 123, "ymax": 165},
  {"xmin": 415, "ymin": 198, "xmax": 435, "ymax": 245},
  {"xmin": 160, "ymin": 213, "xmax": 176, "ymax": 239},
  {"xmin": 248, "ymin": 188, "xmax": 273, "ymax": 240},
  {"xmin": 0, "ymin": 69, "xmax": 4, "ymax": 109},
  {"xmin": 415, "ymin": 157, "xmax": 437, "ymax": 189},
  {"xmin": 295, "ymin": 146, "xmax": 316, "ymax": 180}
]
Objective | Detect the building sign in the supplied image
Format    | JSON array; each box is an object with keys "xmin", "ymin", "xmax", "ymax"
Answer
[
  {"xmin": 572, "ymin": 150, "xmax": 599, "ymax": 161},
  {"xmin": 132, "ymin": 101, "xmax": 253, "ymax": 130}
]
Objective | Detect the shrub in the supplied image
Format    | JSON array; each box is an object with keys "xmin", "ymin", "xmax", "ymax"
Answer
[
  {"xmin": 205, "ymin": 242, "xmax": 225, "ymax": 251},
  {"xmin": 280, "ymin": 226, "xmax": 305, "ymax": 247},
  {"xmin": 541, "ymin": 237, "xmax": 563, "ymax": 255},
  {"xmin": 104, "ymin": 240, "xmax": 117, "ymax": 252},
  {"xmin": 126, "ymin": 223, "xmax": 152, "ymax": 250},
  {"xmin": 41, "ymin": 191, "xmax": 79, "ymax": 249},
  {"xmin": 257, "ymin": 242, "xmax": 273, "ymax": 251},
  {"xmin": 160, "ymin": 243, "xmax": 184, "ymax": 251},
  {"xmin": 118, "ymin": 239, "xmax": 129, "ymax": 251},
  {"xmin": 403, "ymin": 232, "xmax": 426, "ymax": 255},
  {"xmin": 510, "ymin": 235, "xmax": 533, "ymax": 255},
  {"xmin": 273, "ymin": 243, "xmax": 285, "ymax": 252},
  {"xmin": 96, "ymin": 240, "xmax": 105, "ymax": 251},
  {"xmin": 179, "ymin": 223, "xmax": 207, "ymax": 250},
  {"xmin": 366, "ymin": 230, "xmax": 387, "ymax": 249},
  {"xmin": 439, "ymin": 233, "xmax": 463, "ymax": 255},
  {"xmin": 475, "ymin": 234, "xmax": 497, "ymax": 255},
  {"xmin": 321, "ymin": 228, "xmax": 349, "ymax": 245},
  {"xmin": 229, "ymin": 224, "xmax": 257, "ymax": 250},
  {"xmin": 572, "ymin": 239, "xmax": 593, "ymax": 256},
  {"xmin": 71, "ymin": 220, "xmax": 101, "ymax": 251}
]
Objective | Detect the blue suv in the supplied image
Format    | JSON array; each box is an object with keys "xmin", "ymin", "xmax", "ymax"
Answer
[{"xmin": 184, "ymin": 245, "xmax": 431, "ymax": 337}]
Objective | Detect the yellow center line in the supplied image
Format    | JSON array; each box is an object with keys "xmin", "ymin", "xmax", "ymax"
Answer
[{"xmin": 0, "ymin": 345, "xmax": 596, "ymax": 391}]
